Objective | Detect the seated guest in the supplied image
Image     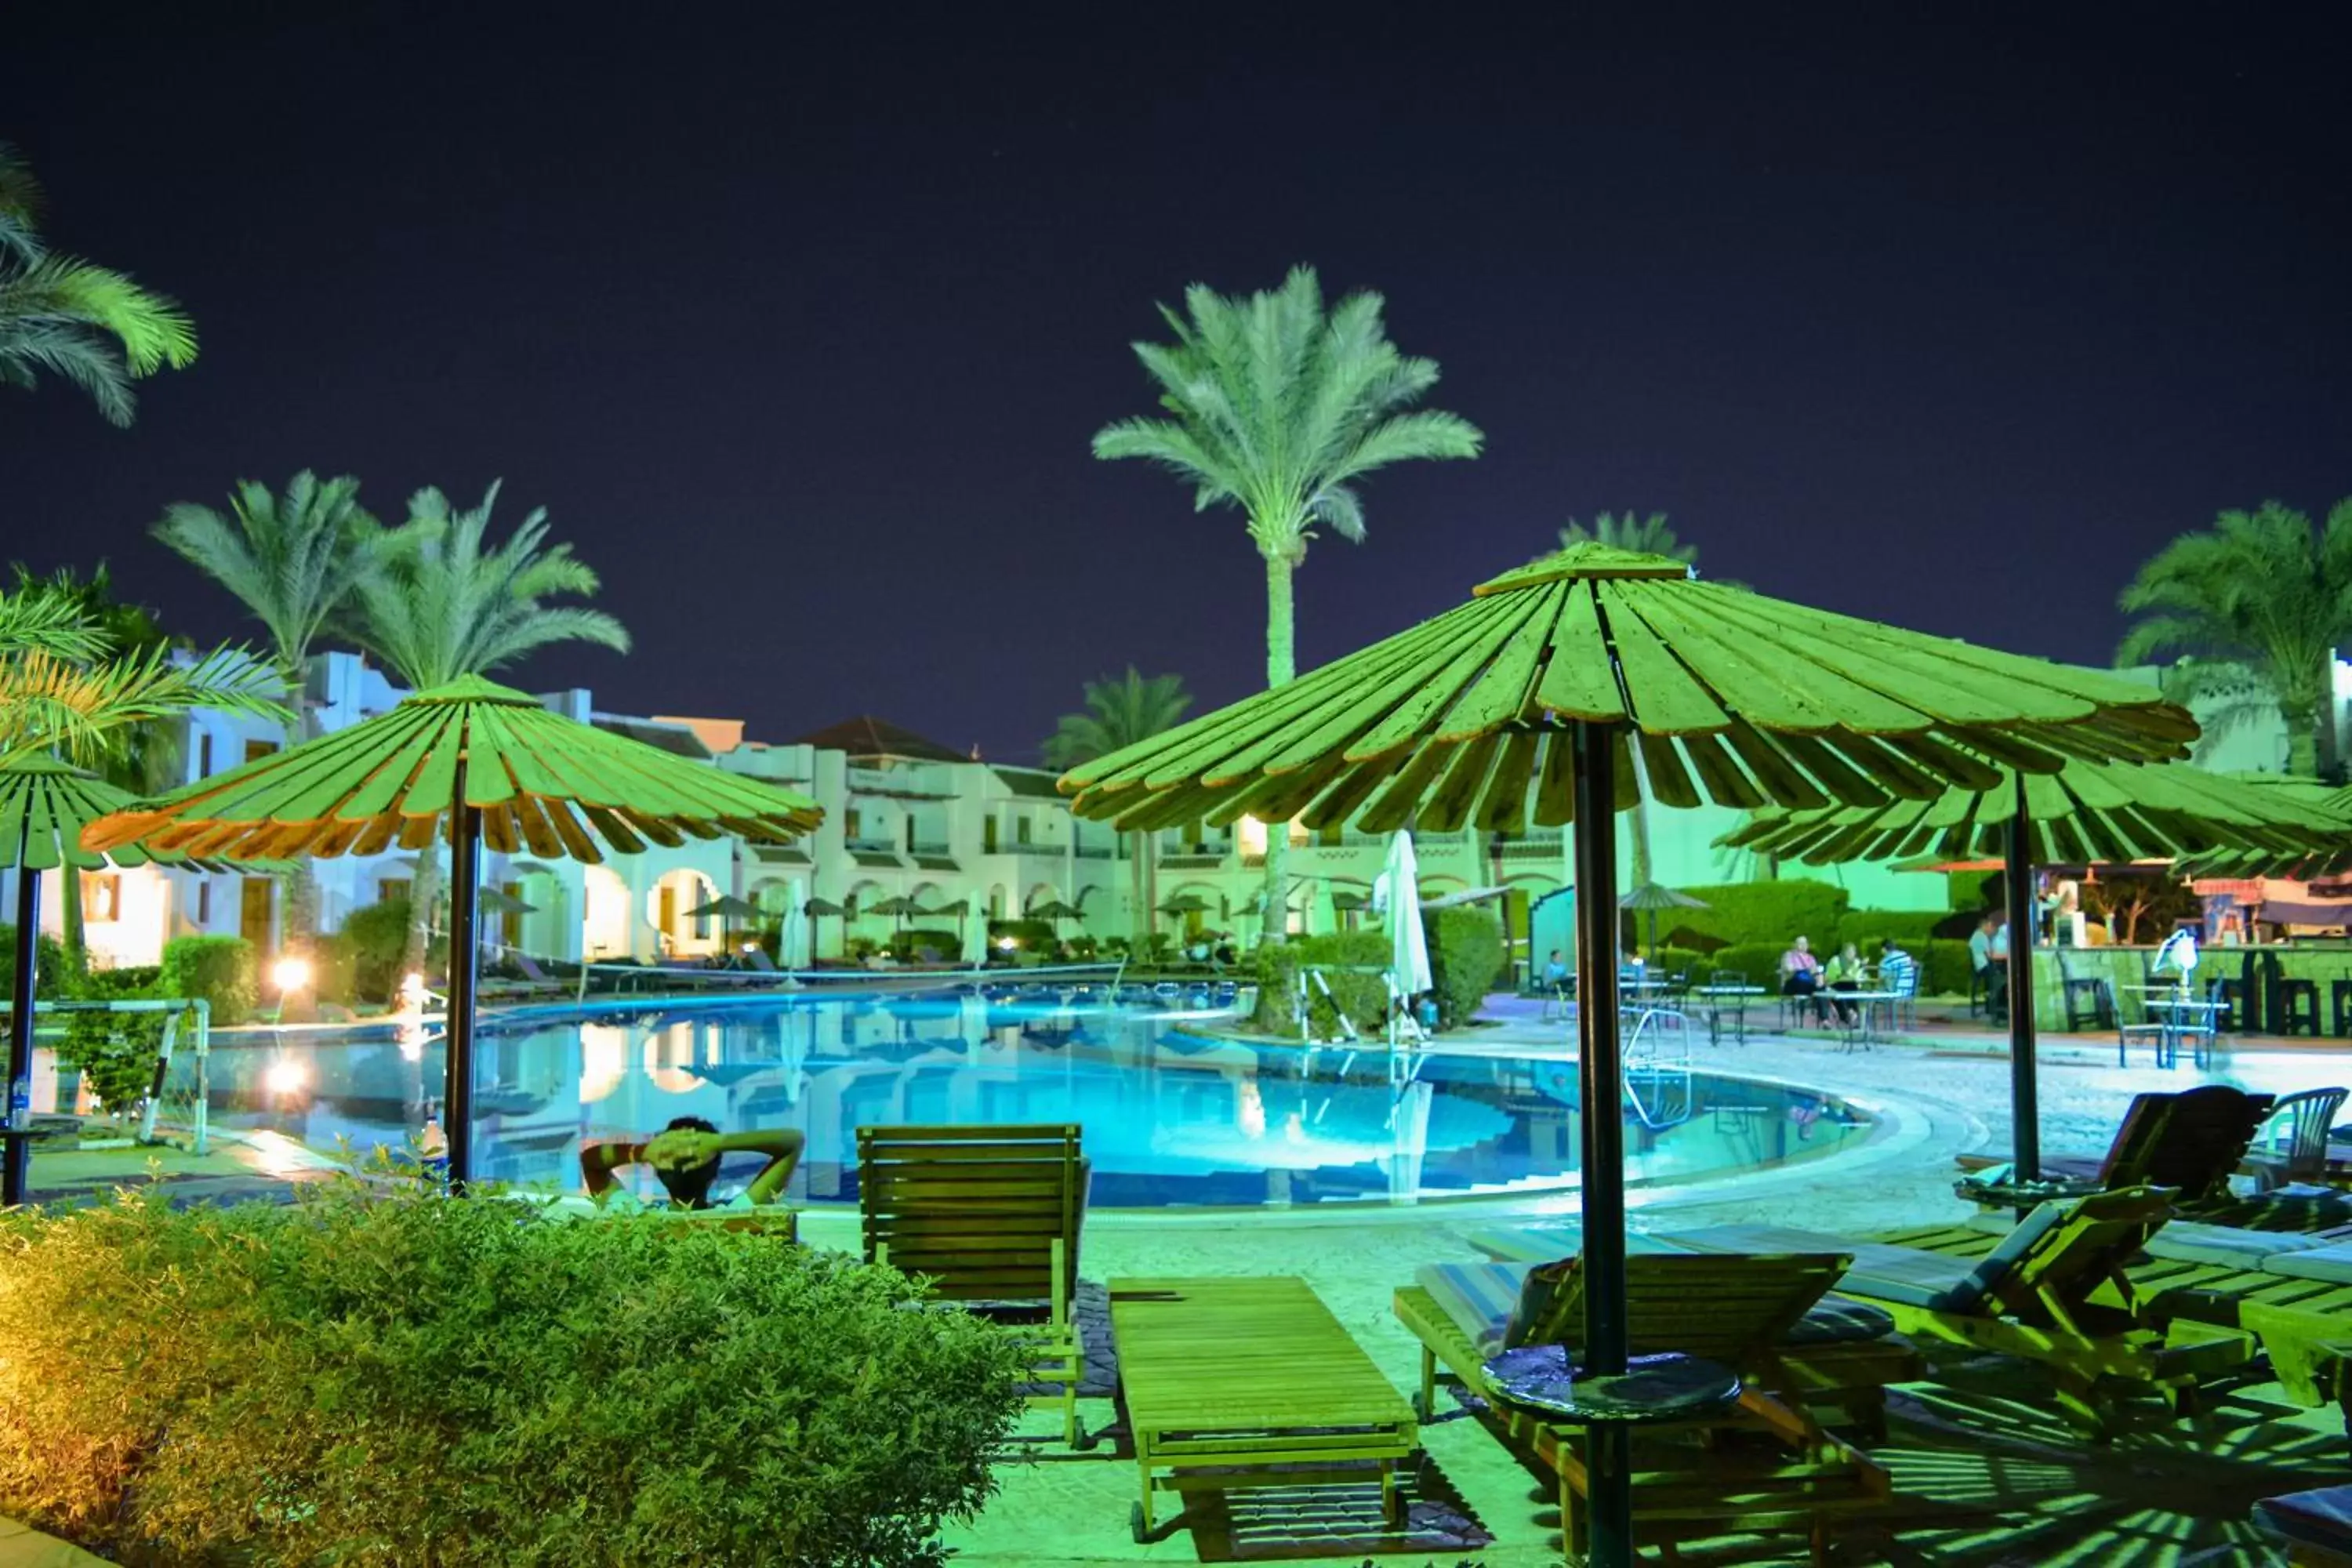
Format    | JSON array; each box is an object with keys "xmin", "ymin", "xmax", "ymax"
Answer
[
  {"xmin": 1878, "ymin": 938, "xmax": 1917, "ymax": 996},
  {"xmin": 1822, "ymin": 940, "xmax": 1867, "ymax": 1026},
  {"xmin": 1969, "ymin": 912, "xmax": 2009, "ymax": 1015},
  {"xmin": 1780, "ymin": 935, "xmax": 1828, "ymax": 1024},
  {"xmin": 1541, "ymin": 949, "xmax": 1570, "ymax": 990},
  {"xmin": 581, "ymin": 1116, "xmax": 803, "ymax": 1210}
]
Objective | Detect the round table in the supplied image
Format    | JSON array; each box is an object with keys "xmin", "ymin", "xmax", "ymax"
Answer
[
  {"xmin": 1480, "ymin": 1345, "xmax": 1744, "ymax": 1426},
  {"xmin": 1955, "ymin": 1174, "xmax": 2100, "ymax": 1221}
]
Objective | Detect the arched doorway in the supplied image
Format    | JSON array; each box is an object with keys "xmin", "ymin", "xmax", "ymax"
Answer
[
  {"xmin": 582, "ymin": 866, "xmax": 632, "ymax": 960},
  {"xmin": 648, "ymin": 868, "xmax": 722, "ymax": 960}
]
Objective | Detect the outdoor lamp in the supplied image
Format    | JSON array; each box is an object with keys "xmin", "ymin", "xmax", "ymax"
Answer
[{"xmin": 270, "ymin": 956, "xmax": 312, "ymax": 994}]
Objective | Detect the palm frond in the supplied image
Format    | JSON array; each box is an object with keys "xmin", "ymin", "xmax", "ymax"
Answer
[
  {"xmin": 0, "ymin": 644, "xmax": 286, "ymax": 770},
  {"xmin": 2, "ymin": 256, "xmax": 195, "ymax": 374},
  {"xmin": 154, "ymin": 471, "xmax": 380, "ymax": 683},
  {"xmin": 0, "ymin": 319, "xmax": 134, "ymax": 424},
  {"xmin": 1042, "ymin": 668, "xmax": 1194, "ymax": 767}
]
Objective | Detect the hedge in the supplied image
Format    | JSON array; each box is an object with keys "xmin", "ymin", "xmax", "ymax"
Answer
[
  {"xmin": 339, "ymin": 898, "xmax": 412, "ymax": 1004},
  {"xmin": 885, "ymin": 927, "xmax": 959, "ymax": 961},
  {"xmin": 0, "ymin": 923, "xmax": 71, "ymax": 999},
  {"xmin": 1251, "ymin": 929, "xmax": 1390, "ymax": 1035},
  {"xmin": 1428, "ymin": 906, "xmax": 1506, "ymax": 1028},
  {"xmin": 159, "ymin": 935, "xmax": 257, "ymax": 1027},
  {"xmin": 58, "ymin": 965, "xmax": 169, "ymax": 1114},
  {"xmin": 0, "ymin": 1185, "xmax": 1026, "ymax": 1567},
  {"xmin": 1660, "ymin": 880, "xmax": 1850, "ymax": 949}
]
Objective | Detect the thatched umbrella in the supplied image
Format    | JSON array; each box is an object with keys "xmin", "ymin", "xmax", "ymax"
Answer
[
  {"xmin": 683, "ymin": 891, "xmax": 763, "ymax": 956},
  {"xmin": 1618, "ymin": 882, "xmax": 1706, "ymax": 960},
  {"xmin": 1057, "ymin": 542, "xmax": 2192, "ymax": 1566},
  {"xmin": 2, "ymin": 757, "xmax": 227, "ymax": 1203},
  {"xmin": 83, "ymin": 676, "xmax": 822, "ymax": 1189}
]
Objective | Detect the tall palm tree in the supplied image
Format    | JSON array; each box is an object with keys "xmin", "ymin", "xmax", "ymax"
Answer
[
  {"xmin": 1041, "ymin": 669, "xmax": 1192, "ymax": 952},
  {"xmin": 2118, "ymin": 499, "xmax": 2352, "ymax": 778},
  {"xmin": 154, "ymin": 473, "xmax": 383, "ymax": 942},
  {"xmin": 1556, "ymin": 511, "xmax": 1693, "ymax": 564},
  {"xmin": 352, "ymin": 481, "xmax": 631, "ymax": 974},
  {"xmin": 1092, "ymin": 266, "xmax": 1482, "ymax": 937},
  {"xmin": 0, "ymin": 143, "xmax": 197, "ymax": 426}
]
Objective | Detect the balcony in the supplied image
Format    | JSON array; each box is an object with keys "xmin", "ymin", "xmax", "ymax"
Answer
[
  {"xmin": 1073, "ymin": 846, "xmax": 1112, "ymax": 859},
  {"xmin": 1159, "ymin": 852, "xmax": 1225, "ymax": 869},
  {"xmin": 845, "ymin": 837, "xmax": 904, "ymax": 868},
  {"xmin": 1496, "ymin": 830, "xmax": 1566, "ymax": 860},
  {"xmin": 846, "ymin": 765, "xmax": 953, "ymax": 800},
  {"xmin": 909, "ymin": 840, "xmax": 959, "ymax": 872}
]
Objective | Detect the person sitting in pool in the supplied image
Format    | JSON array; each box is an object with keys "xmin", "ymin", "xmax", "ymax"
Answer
[{"xmin": 579, "ymin": 1116, "xmax": 804, "ymax": 1210}]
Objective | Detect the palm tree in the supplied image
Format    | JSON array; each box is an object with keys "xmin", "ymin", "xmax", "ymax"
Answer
[
  {"xmin": 1092, "ymin": 266, "xmax": 1482, "ymax": 937},
  {"xmin": 352, "ymin": 481, "xmax": 631, "ymax": 974},
  {"xmin": 0, "ymin": 143, "xmax": 196, "ymax": 426},
  {"xmin": 2118, "ymin": 499, "xmax": 2352, "ymax": 778},
  {"xmin": 1556, "ymin": 511, "xmax": 1693, "ymax": 564},
  {"xmin": 1041, "ymin": 670, "xmax": 1192, "ymax": 953},
  {"xmin": 154, "ymin": 473, "xmax": 383, "ymax": 942}
]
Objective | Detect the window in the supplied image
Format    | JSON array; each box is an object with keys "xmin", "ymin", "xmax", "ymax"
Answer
[
  {"xmin": 844, "ymin": 808, "xmax": 862, "ymax": 840},
  {"xmin": 82, "ymin": 873, "xmax": 120, "ymax": 923},
  {"xmin": 983, "ymin": 815, "xmax": 999, "ymax": 854},
  {"xmin": 242, "ymin": 738, "xmax": 278, "ymax": 764},
  {"xmin": 1015, "ymin": 815, "xmax": 1033, "ymax": 846},
  {"xmin": 377, "ymin": 878, "xmax": 411, "ymax": 906},
  {"xmin": 198, "ymin": 732, "xmax": 215, "ymax": 777}
]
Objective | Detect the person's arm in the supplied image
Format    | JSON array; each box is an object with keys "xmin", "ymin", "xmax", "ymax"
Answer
[
  {"xmin": 718, "ymin": 1128, "xmax": 805, "ymax": 1205},
  {"xmin": 580, "ymin": 1139, "xmax": 650, "ymax": 1200}
]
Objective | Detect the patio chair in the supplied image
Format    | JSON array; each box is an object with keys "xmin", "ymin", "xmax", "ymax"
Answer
[
  {"xmin": 1670, "ymin": 1187, "xmax": 2256, "ymax": 1435},
  {"xmin": 1395, "ymin": 1251, "xmax": 1896, "ymax": 1563},
  {"xmin": 857, "ymin": 1122, "xmax": 1092, "ymax": 1447},
  {"xmin": 2245, "ymin": 1087, "xmax": 2352, "ymax": 1192},
  {"xmin": 2255, "ymin": 1482, "xmax": 2352, "ymax": 1567},
  {"xmin": 1960, "ymin": 1085, "xmax": 2275, "ymax": 1210}
]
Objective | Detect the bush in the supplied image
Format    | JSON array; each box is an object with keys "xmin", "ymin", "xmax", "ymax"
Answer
[
  {"xmin": 0, "ymin": 1185, "xmax": 1025, "ymax": 1567},
  {"xmin": 985, "ymin": 918, "xmax": 1055, "ymax": 952},
  {"xmin": 885, "ymin": 927, "xmax": 957, "ymax": 962},
  {"xmin": 1707, "ymin": 942, "xmax": 1788, "ymax": 989},
  {"xmin": 159, "ymin": 935, "xmax": 257, "ymax": 1027},
  {"xmin": 1915, "ymin": 938, "xmax": 1976, "ymax": 997},
  {"xmin": 339, "ymin": 898, "xmax": 412, "ymax": 1004},
  {"xmin": 1660, "ymin": 880, "xmax": 1850, "ymax": 949},
  {"xmin": 59, "ymin": 966, "xmax": 169, "ymax": 1116},
  {"xmin": 1428, "ymin": 906, "xmax": 1505, "ymax": 1028},
  {"xmin": 0, "ymin": 922, "xmax": 73, "ymax": 1000},
  {"xmin": 1836, "ymin": 909, "xmax": 1951, "ymax": 946},
  {"xmin": 1250, "ymin": 930, "xmax": 1389, "ymax": 1035}
]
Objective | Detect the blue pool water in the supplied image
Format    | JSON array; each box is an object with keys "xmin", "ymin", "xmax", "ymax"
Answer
[{"xmin": 200, "ymin": 989, "xmax": 1869, "ymax": 1207}]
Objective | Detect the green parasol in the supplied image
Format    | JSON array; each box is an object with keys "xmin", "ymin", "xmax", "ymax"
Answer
[
  {"xmin": 1057, "ymin": 542, "xmax": 2195, "ymax": 1568},
  {"xmin": 1027, "ymin": 897, "xmax": 1083, "ymax": 926},
  {"xmin": 1156, "ymin": 892, "xmax": 1212, "ymax": 915},
  {"xmin": 683, "ymin": 893, "xmax": 764, "ymax": 954},
  {"xmin": 83, "ymin": 676, "xmax": 822, "ymax": 1189},
  {"xmin": 4, "ymin": 757, "xmax": 201, "ymax": 1203},
  {"xmin": 866, "ymin": 894, "xmax": 927, "ymax": 930}
]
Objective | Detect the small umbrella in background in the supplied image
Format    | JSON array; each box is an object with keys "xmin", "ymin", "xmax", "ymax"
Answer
[
  {"xmin": 803, "ymin": 895, "xmax": 844, "ymax": 962},
  {"xmin": 85, "ymin": 675, "xmax": 821, "ymax": 1190},
  {"xmin": 474, "ymin": 884, "xmax": 538, "ymax": 964},
  {"xmin": 683, "ymin": 892, "xmax": 763, "ymax": 957},
  {"xmin": 1618, "ymin": 882, "xmax": 1706, "ymax": 960},
  {"xmin": 1028, "ymin": 897, "xmax": 1083, "ymax": 930},
  {"xmin": 868, "ymin": 893, "xmax": 926, "ymax": 931},
  {"xmin": 777, "ymin": 879, "xmax": 811, "ymax": 970},
  {"xmin": 1156, "ymin": 891, "xmax": 1211, "ymax": 946}
]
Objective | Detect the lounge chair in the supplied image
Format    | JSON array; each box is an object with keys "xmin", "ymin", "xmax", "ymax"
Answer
[
  {"xmin": 1671, "ymin": 1187, "xmax": 2256, "ymax": 1434},
  {"xmin": 2256, "ymin": 1482, "xmax": 2352, "ymax": 1566},
  {"xmin": 1395, "ymin": 1250, "xmax": 1895, "ymax": 1563},
  {"xmin": 857, "ymin": 1122, "xmax": 1091, "ymax": 1447}
]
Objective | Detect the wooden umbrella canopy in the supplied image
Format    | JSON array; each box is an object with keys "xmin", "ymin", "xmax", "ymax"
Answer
[
  {"xmin": 82, "ymin": 675, "xmax": 823, "ymax": 1189},
  {"xmin": 1055, "ymin": 542, "xmax": 2197, "ymax": 1568}
]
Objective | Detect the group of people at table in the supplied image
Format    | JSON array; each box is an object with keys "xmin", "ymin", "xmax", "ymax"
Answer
[{"xmin": 1777, "ymin": 935, "xmax": 1922, "ymax": 1028}]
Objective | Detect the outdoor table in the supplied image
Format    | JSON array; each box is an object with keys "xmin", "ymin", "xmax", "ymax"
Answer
[
  {"xmin": 1110, "ymin": 1276, "xmax": 1419, "ymax": 1543},
  {"xmin": 1690, "ymin": 984, "xmax": 1765, "ymax": 1047},
  {"xmin": 2144, "ymin": 997, "xmax": 2225, "ymax": 1069},
  {"xmin": 1829, "ymin": 990, "xmax": 1900, "ymax": 1052},
  {"xmin": 1953, "ymin": 1172, "xmax": 2100, "ymax": 1222},
  {"xmin": 1480, "ymin": 1344, "xmax": 1743, "ymax": 1427}
]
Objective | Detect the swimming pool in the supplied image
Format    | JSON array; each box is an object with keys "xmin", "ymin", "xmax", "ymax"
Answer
[{"xmin": 198, "ymin": 989, "xmax": 1871, "ymax": 1207}]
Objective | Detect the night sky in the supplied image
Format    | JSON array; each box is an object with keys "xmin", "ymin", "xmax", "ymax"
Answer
[{"xmin": 7, "ymin": 6, "xmax": 2347, "ymax": 764}]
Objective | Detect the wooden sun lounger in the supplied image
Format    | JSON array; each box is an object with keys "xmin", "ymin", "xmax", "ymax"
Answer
[
  {"xmin": 1395, "ymin": 1252, "xmax": 1896, "ymax": 1565},
  {"xmin": 858, "ymin": 1122, "xmax": 1089, "ymax": 1448},
  {"xmin": 1674, "ymin": 1188, "xmax": 2255, "ymax": 1436},
  {"xmin": 1112, "ymin": 1276, "xmax": 1417, "ymax": 1544}
]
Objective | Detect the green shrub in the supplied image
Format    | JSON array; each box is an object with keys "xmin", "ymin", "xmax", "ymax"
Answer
[
  {"xmin": 1915, "ymin": 938, "xmax": 1976, "ymax": 997},
  {"xmin": 0, "ymin": 1185, "xmax": 1025, "ymax": 1567},
  {"xmin": 309, "ymin": 930, "xmax": 358, "ymax": 1007},
  {"xmin": 1428, "ymin": 906, "xmax": 1505, "ymax": 1028},
  {"xmin": 1707, "ymin": 942, "xmax": 1788, "ymax": 989},
  {"xmin": 885, "ymin": 927, "xmax": 958, "ymax": 961},
  {"xmin": 1836, "ymin": 909, "xmax": 1951, "ymax": 946},
  {"xmin": 1251, "ymin": 930, "xmax": 1389, "ymax": 1034},
  {"xmin": 0, "ymin": 922, "xmax": 73, "ymax": 999},
  {"xmin": 985, "ymin": 918, "xmax": 1054, "ymax": 951},
  {"xmin": 339, "ymin": 898, "xmax": 412, "ymax": 1004},
  {"xmin": 159, "ymin": 935, "xmax": 257, "ymax": 1026},
  {"xmin": 1660, "ymin": 880, "xmax": 1851, "ymax": 949},
  {"xmin": 59, "ymin": 967, "xmax": 169, "ymax": 1116}
]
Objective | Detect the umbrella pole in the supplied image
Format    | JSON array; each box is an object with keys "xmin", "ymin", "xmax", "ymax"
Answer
[
  {"xmin": 4, "ymin": 849, "xmax": 40, "ymax": 1207},
  {"xmin": 2004, "ymin": 777, "xmax": 2040, "ymax": 1181},
  {"xmin": 445, "ymin": 769, "xmax": 481, "ymax": 1195},
  {"xmin": 1570, "ymin": 719, "xmax": 1633, "ymax": 1568}
]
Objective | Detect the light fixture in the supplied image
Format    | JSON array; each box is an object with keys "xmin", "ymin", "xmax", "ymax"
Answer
[
  {"xmin": 263, "ymin": 1058, "xmax": 307, "ymax": 1097},
  {"xmin": 270, "ymin": 955, "xmax": 312, "ymax": 993}
]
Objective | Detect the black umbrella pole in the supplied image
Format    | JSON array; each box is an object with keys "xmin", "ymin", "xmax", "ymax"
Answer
[
  {"xmin": 1570, "ymin": 720, "xmax": 1632, "ymax": 1568},
  {"xmin": 2004, "ymin": 780, "xmax": 2040, "ymax": 1182},
  {"xmin": 445, "ymin": 793, "xmax": 481, "ymax": 1195},
  {"xmin": 4, "ymin": 863, "xmax": 40, "ymax": 1207}
]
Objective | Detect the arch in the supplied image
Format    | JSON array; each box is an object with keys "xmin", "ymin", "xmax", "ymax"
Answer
[
  {"xmin": 1023, "ymin": 882, "xmax": 1062, "ymax": 914},
  {"xmin": 506, "ymin": 860, "xmax": 570, "ymax": 960},
  {"xmin": 582, "ymin": 865, "xmax": 632, "ymax": 960},
  {"xmin": 985, "ymin": 883, "xmax": 1009, "ymax": 920},
  {"xmin": 648, "ymin": 866, "xmax": 723, "ymax": 959},
  {"xmin": 747, "ymin": 875, "xmax": 798, "ymax": 914}
]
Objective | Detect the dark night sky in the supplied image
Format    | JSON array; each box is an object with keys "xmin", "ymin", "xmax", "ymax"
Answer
[{"xmin": 6, "ymin": 5, "xmax": 2348, "ymax": 764}]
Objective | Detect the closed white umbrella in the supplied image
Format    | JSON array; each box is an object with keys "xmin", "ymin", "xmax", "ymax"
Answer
[
  {"xmin": 961, "ymin": 902, "xmax": 989, "ymax": 967},
  {"xmin": 779, "ymin": 879, "xmax": 811, "ymax": 970},
  {"xmin": 1375, "ymin": 831, "xmax": 1433, "ymax": 999}
]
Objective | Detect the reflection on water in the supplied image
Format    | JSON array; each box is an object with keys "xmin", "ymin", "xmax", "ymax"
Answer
[{"xmin": 197, "ymin": 990, "xmax": 1867, "ymax": 1207}]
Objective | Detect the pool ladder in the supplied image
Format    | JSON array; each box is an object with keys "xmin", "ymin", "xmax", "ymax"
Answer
[{"xmin": 1621, "ymin": 1004, "xmax": 1693, "ymax": 1131}]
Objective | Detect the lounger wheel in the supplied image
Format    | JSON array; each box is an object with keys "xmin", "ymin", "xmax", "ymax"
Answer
[
  {"xmin": 1071, "ymin": 1421, "xmax": 1099, "ymax": 1452},
  {"xmin": 1130, "ymin": 1501, "xmax": 1149, "ymax": 1544},
  {"xmin": 1411, "ymin": 1389, "xmax": 1433, "ymax": 1422}
]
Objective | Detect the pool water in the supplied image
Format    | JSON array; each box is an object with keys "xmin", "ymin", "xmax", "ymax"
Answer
[{"xmin": 201, "ymin": 990, "xmax": 1871, "ymax": 1207}]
